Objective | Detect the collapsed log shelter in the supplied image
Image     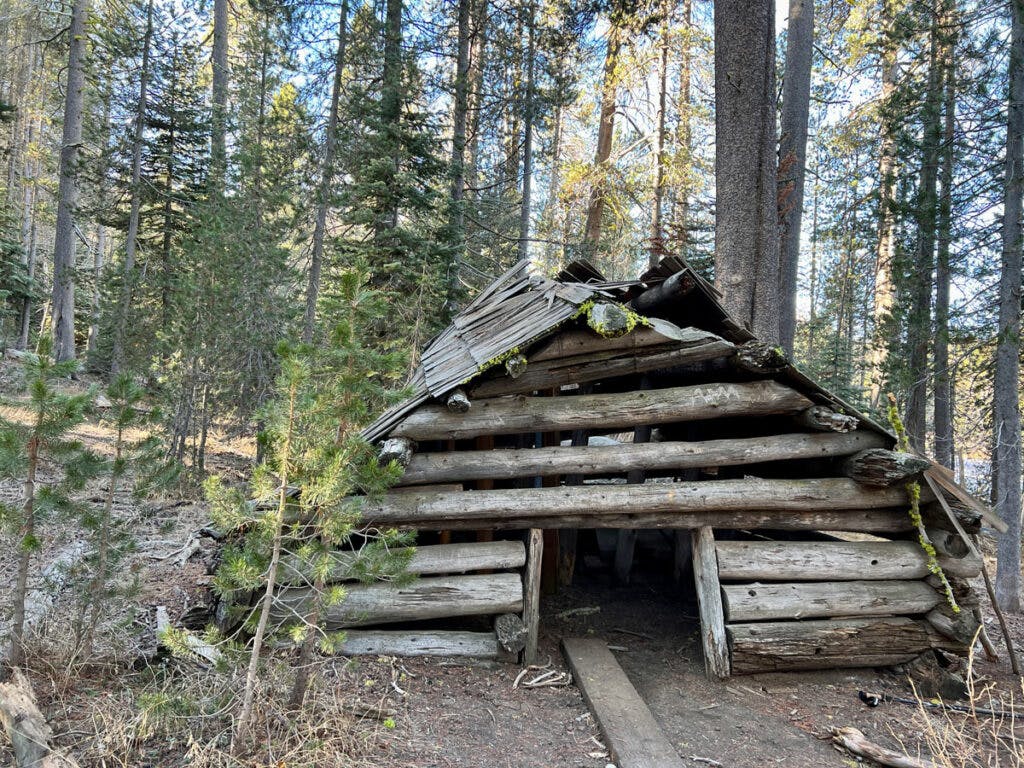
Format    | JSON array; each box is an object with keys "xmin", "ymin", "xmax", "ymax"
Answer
[{"xmin": 320, "ymin": 258, "xmax": 996, "ymax": 676}]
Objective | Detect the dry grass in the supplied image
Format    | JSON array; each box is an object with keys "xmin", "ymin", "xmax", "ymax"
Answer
[{"xmin": 900, "ymin": 650, "xmax": 1024, "ymax": 768}]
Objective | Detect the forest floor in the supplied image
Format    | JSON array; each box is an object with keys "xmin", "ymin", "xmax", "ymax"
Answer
[{"xmin": 1, "ymin": 358, "xmax": 1023, "ymax": 767}]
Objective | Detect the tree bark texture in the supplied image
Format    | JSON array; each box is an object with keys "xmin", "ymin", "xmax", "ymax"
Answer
[
  {"xmin": 51, "ymin": 0, "xmax": 90, "ymax": 362},
  {"xmin": 583, "ymin": 19, "xmax": 622, "ymax": 247},
  {"xmin": 714, "ymin": 0, "xmax": 781, "ymax": 344},
  {"xmin": 777, "ymin": 0, "xmax": 814, "ymax": 355},
  {"xmin": 994, "ymin": 0, "xmax": 1024, "ymax": 612}
]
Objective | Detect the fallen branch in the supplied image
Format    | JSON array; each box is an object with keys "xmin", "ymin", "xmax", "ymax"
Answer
[
  {"xmin": 859, "ymin": 690, "xmax": 1024, "ymax": 718},
  {"xmin": 155, "ymin": 606, "xmax": 222, "ymax": 666},
  {"xmin": 831, "ymin": 726, "xmax": 939, "ymax": 768},
  {"xmin": 0, "ymin": 669, "xmax": 82, "ymax": 767}
]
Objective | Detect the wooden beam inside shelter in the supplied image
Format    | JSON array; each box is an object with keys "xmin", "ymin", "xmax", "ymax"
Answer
[{"xmin": 691, "ymin": 527, "xmax": 730, "ymax": 678}]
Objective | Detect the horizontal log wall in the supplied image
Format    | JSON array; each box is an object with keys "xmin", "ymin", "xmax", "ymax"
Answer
[
  {"xmin": 471, "ymin": 336, "xmax": 735, "ymax": 397},
  {"xmin": 337, "ymin": 630, "xmax": 504, "ymax": 659},
  {"xmin": 393, "ymin": 508, "xmax": 918, "ymax": 532},
  {"xmin": 270, "ymin": 573, "xmax": 524, "ymax": 629},
  {"xmin": 391, "ymin": 380, "xmax": 813, "ymax": 440},
  {"xmin": 715, "ymin": 540, "xmax": 981, "ymax": 582},
  {"xmin": 728, "ymin": 617, "xmax": 949, "ymax": 674},
  {"xmin": 361, "ymin": 478, "xmax": 915, "ymax": 526},
  {"xmin": 278, "ymin": 540, "xmax": 526, "ymax": 585},
  {"xmin": 397, "ymin": 431, "xmax": 889, "ymax": 486},
  {"xmin": 721, "ymin": 579, "xmax": 941, "ymax": 622}
]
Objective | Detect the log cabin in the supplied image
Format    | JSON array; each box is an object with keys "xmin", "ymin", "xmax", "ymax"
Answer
[{"xmin": 278, "ymin": 257, "xmax": 1000, "ymax": 677}]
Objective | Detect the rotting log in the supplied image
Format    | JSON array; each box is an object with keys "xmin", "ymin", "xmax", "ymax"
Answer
[
  {"xmin": 926, "ymin": 606, "xmax": 982, "ymax": 646},
  {"xmin": 925, "ymin": 528, "xmax": 970, "ymax": 559},
  {"xmin": 379, "ymin": 437, "xmax": 415, "ymax": 467},
  {"xmin": 445, "ymin": 388, "xmax": 470, "ymax": 413},
  {"xmin": 721, "ymin": 579, "xmax": 941, "ymax": 622},
  {"xmin": 692, "ymin": 527, "xmax": 730, "ymax": 678},
  {"xmin": 715, "ymin": 540, "xmax": 981, "ymax": 582},
  {"xmin": 396, "ymin": 431, "xmax": 888, "ymax": 486},
  {"xmin": 380, "ymin": 508, "xmax": 918, "ymax": 532},
  {"xmin": 362, "ymin": 477, "xmax": 916, "ymax": 526},
  {"xmin": 505, "ymin": 353, "xmax": 528, "ymax": 379},
  {"xmin": 728, "ymin": 617, "xmax": 942, "ymax": 674},
  {"xmin": 732, "ymin": 340, "xmax": 788, "ymax": 374},
  {"xmin": 336, "ymin": 630, "xmax": 503, "ymax": 659},
  {"xmin": 495, "ymin": 613, "xmax": 528, "ymax": 653},
  {"xmin": 277, "ymin": 540, "xmax": 526, "ymax": 585},
  {"xmin": 529, "ymin": 320, "xmax": 696, "ymax": 362},
  {"xmin": 0, "ymin": 670, "xmax": 82, "ymax": 768},
  {"xmin": 627, "ymin": 270, "xmax": 697, "ymax": 314},
  {"xmin": 795, "ymin": 405, "xmax": 859, "ymax": 433},
  {"xmin": 269, "ymin": 573, "xmax": 523, "ymax": 629},
  {"xmin": 586, "ymin": 302, "xmax": 632, "ymax": 336},
  {"xmin": 390, "ymin": 380, "xmax": 813, "ymax": 441},
  {"xmin": 831, "ymin": 727, "xmax": 941, "ymax": 768},
  {"xmin": 842, "ymin": 449, "xmax": 931, "ymax": 486},
  {"xmin": 470, "ymin": 339, "xmax": 735, "ymax": 398}
]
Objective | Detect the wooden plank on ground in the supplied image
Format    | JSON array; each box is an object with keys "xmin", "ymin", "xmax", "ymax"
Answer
[{"xmin": 562, "ymin": 638, "xmax": 686, "ymax": 768}]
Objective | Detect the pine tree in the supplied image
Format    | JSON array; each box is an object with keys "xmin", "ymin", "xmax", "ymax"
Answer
[{"xmin": 0, "ymin": 341, "xmax": 100, "ymax": 666}]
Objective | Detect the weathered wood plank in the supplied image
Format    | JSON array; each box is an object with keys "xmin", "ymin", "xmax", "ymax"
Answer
[
  {"xmin": 391, "ymin": 380, "xmax": 813, "ymax": 441},
  {"xmin": 336, "ymin": 630, "xmax": 502, "ymax": 659},
  {"xmin": 363, "ymin": 478, "xmax": 914, "ymax": 526},
  {"xmin": 692, "ymin": 527, "xmax": 730, "ymax": 678},
  {"xmin": 471, "ymin": 340, "xmax": 735, "ymax": 397},
  {"xmin": 270, "ymin": 573, "xmax": 523, "ymax": 629},
  {"xmin": 523, "ymin": 529, "xmax": 543, "ymax": 664},
  {"xmin": 397, "ymin": 431, "xmax": 889, "ymax": 486},
  {"xmin": 562, "ymin": 638, "xmax": 687, "ymax": 768},
  {"xmin": 715, "ymin": 540, "xmax": 981, "ymax": 582},
  {"xmin": 728, "ymin": 617, "xmax": 941, "ymax": 674},
  {"xmin": 278, "ymin": 540, "xmax": 526, "ymax": 585},
  {"xmin": 721, "ymin": 580, "xmax": 941, "ymax": 622}
]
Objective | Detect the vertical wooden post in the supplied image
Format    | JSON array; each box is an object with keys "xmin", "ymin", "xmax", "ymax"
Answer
[
  {"xmin": 523, "ymin": 527, "xmax": 543, "ymax": 664},
  {"xmin": 614, "ymin": 377, "xmax": 651, "ymax": 585},
  {"xmin": 691, "ymin": 526, "xmax": 730, "ymax": 679}
]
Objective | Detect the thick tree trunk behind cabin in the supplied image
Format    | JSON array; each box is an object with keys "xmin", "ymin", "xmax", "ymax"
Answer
[
  {"xmin": 994, "ymin": 0, "xmax": 1024, "ymax": 613},
  {"xmin": 650, "ymin": 0, "xmax": 672, "ymax": 266},
  {"xmin": 51, "ymin": 0, "xmax": 90, "ymax": 362},
  {"xmin": 446, "ymin": 0, "xmax": 472, "ymax": 306},
  {"xmin": 777, "ymin": 0, "xmax": 814, "ymax": 356},
  {"xmin": 867, "ymin": 0, "xmax": 899, "ymax": 410},
  {"xmin": 713, "ymin": 0, "xmax": 781, "ymax": 344},
  {"xmin": 517, "ymin": 0, "xmax": 537, "ymax": 261}
]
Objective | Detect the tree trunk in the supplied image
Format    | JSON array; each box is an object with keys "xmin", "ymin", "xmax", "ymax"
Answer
[
  {"xmin": 51, "ymin": 0, "xmax": 90, "ymax": 362},
  {"xmin": 302, "ymin": 0, "xmax": 349, "ymax": 343},
  {"xmin": 650, "ymin": 0, "xmax": 672, "ymax": 266},
  {"xmin": 8, "ymin": 434, "xmax": 37, "ymax": 667},
  {"xmin": 376, "ymin": 0, "xmax": 404, "ymax": 242},
  {"xmin": 866, "ymin": 0, "xmax": 899, "ymax": 410},
  {"xmin": 905, "ymin": 2, "xmax": 944, "ymax": 451},
  {"xmin": 110, "ymin": 0, "xmax": 154, "ymax": 376},
  {"xmin": 713, "ymin": 0, "xmax": 780, "ymax": 343},
  {"xmin": 582, "ymin": 19, "xmax": 622, "ymax": 248},
  {"xmin": 933, "ymin": 6, "xmax": 956, "ymax": 470},
  {"xmin": 211, "ymin": 0, "xmax": 229, "ymax": 188},
  {"xmin": 517, "ymin": 0, "xmax": 537, "ymax": 261},
  {"xmin": 670, "ymin": 0, "xmax": 693, "ymax": 250},
  {"xmin": 994, "ymin": 0, "xmax": 1024, "ymax": 613},
  {"xmin": 447, "ymin": 0, "xmax": 471, "ymax": 303},
  {"xmin": 777, "ymin": 0, "xmax": 814, "ymax": 356}
]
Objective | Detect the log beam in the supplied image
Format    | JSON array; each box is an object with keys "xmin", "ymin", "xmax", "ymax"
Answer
[
  {"xmin": 715, "ymin": 540, "xmax": 981, "ymax": 582},
  {"xmin": 692, "ymin": 527, "xmax": 730, "ymax": 678},
  {"xmin": 337, "ymin": 630, "xmax": 503, "ymax": 659},
  {"xmin": 397, "ymin": 431, "xmax": 888, "ymax": 486},
  {"xmin": 379, "ymin": 437, "xmax": 415, "ymax": 467},
  {"xmin": 445, "ymin": 388, "xmax": 471, "ymax": 413},
  {"xmin": 270, "ymin": 573, "xmax": 523, "ymax": 629},
  {"xmin": 470, "ymin": 339, "xmax": 735, "ymax": 398},
  {"xmin": 721, "ymin": 579, "xmax": 941, "ymax": 622},
  {"xmin": 523, "ymin": 529, "xmax": 543, "ymax": 664},
  {"xmin": 728, "ymin": 617, "xmax": 942, "ymax": 674},
  {"xmin": 362, "ymin": 477, "xmax": 915, "ymax": 527},
  {"xmin": 390, "ymin": 380, "xmax": 813, "ymax": 441}
]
